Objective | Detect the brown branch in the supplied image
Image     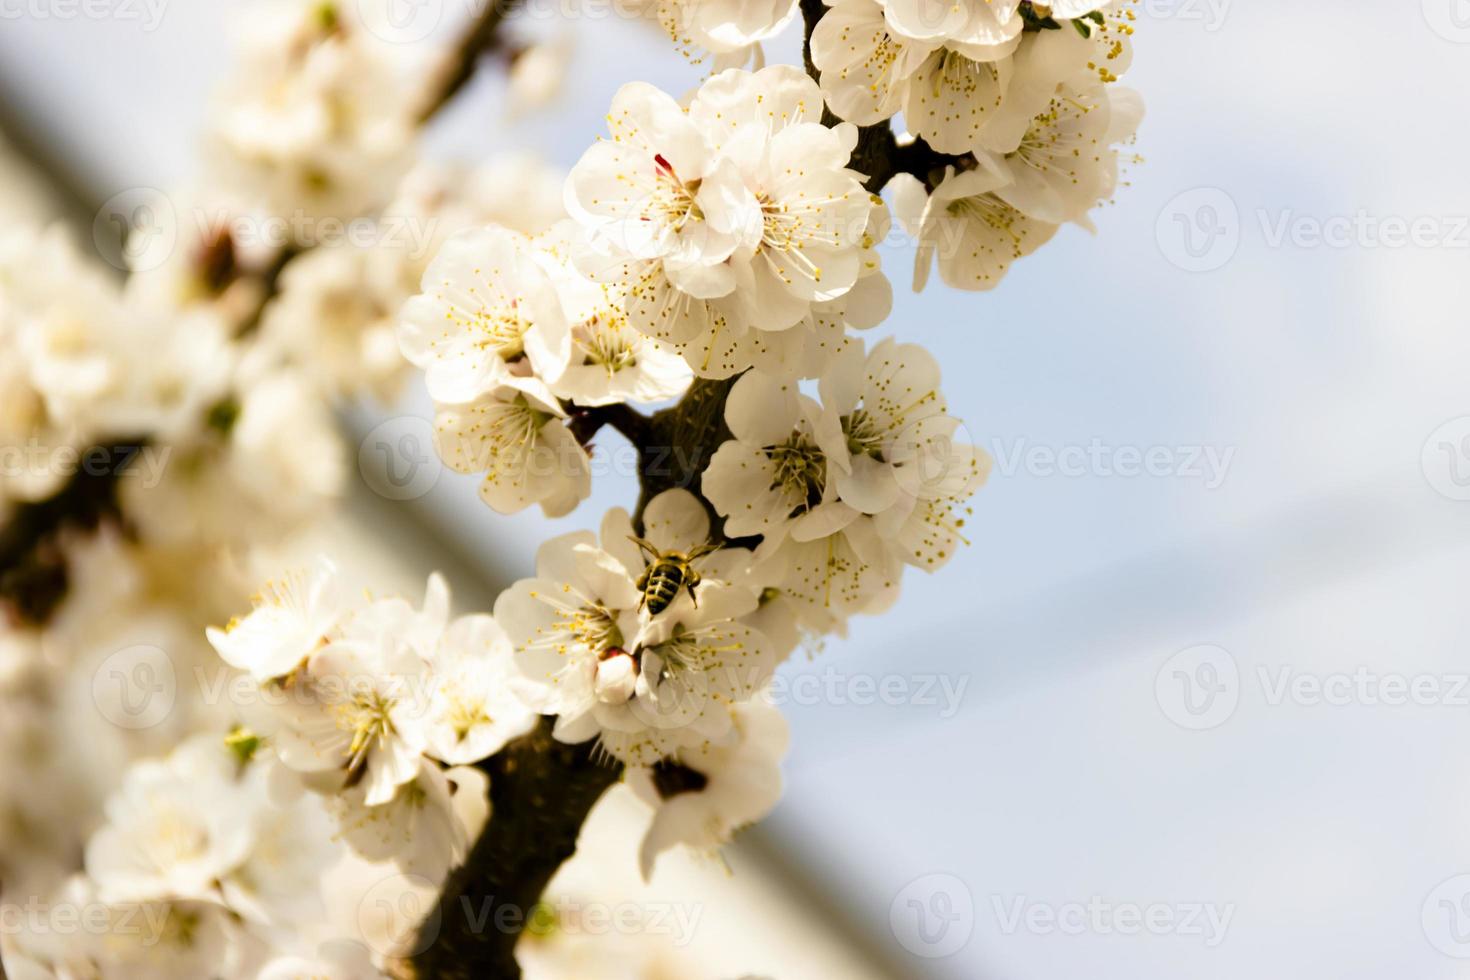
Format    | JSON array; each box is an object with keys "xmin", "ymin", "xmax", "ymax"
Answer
[
  {"xmin": 403, "ymin": 718, "xmax": 621, "ymax": 980},
  {"xmin": 415, "ymin": 0, "xmax": 525, "ymax": 124},
  {"xmin": 403, "ymin": 376, "xmax": 747, "ymax": 979}
]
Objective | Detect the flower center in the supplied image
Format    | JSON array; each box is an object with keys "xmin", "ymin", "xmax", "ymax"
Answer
[
  {"xmin": 575, "ymin": 314, "xmax": 639, "ymax": 377},
  {"xmin": 766, "ymin": 434, "xmax": 826, "ymax": 514}
]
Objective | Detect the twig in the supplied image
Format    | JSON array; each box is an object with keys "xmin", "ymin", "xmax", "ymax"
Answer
[{"xmin": 416, "ymin": 0, "xmax": 525, "ymax": 124}]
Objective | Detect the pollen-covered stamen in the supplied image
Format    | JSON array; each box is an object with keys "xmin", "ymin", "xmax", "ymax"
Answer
[
  {"xmin": 757, "ymin": 191, "xmax": 853, "ymax": 287},
  {"xmin": 334, "ymin": 689, "xmax": 398, "ymax": 777},
  {"xmin": 440, "ymin": 280, "xmax": 531, "ymax": 362},
  {"xmin": 524, "ymin": 584, "xmax": 625, "ymax": 656},
  {"xmin": 1012, "ymin": 94, "xmax": 1104, "ymax": 184},
  {"xmin": 574, "ymin": 311, "xmax": 639, "ymax": 377},
  {"xmin": 444, "ymin": 694, "xmax": 492, "ymax": 741},
  {"xmin": 842, "ymin": 409, "xmax": 885, "ymax": 460},
  {"xmin": 647, "ymin": 153, "xmax": 705, "ymax": 232},
  {"xmin": 765, "ymin": 432, "xmax": 827, "ymax": 514},
  {"xmin": 946, "ymin": 195, "xmax": 1032, "ymax": 254},
  {"xmin": 908, "ymin": 498, "xmax": 975, "ymax": 567}
]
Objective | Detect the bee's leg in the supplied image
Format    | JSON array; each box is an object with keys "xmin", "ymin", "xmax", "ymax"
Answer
[{"xmin": 686, "ymin": 582, "xmax": 699, "ymax": 608}]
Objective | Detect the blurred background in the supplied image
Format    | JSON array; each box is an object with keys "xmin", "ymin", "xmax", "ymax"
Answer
[{"xmin": 4, "ymin": 0, "xmax": 1470, "ymax": 976}]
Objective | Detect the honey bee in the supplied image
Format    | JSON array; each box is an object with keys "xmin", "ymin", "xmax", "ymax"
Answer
[{"xmin": 629, "ymin": 537, "xmax": 720, "ymax": 615}]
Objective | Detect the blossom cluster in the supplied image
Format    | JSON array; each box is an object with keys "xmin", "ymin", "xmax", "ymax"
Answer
[
  {"xmin": 812, "ymin": 0, "xmax": 1144, "ymax": 289},
  {"xmin": 0, "ymin": 0, "xmax": 1149, "ymax": 973}
]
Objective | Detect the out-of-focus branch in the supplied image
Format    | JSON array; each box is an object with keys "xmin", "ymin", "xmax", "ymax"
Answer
[
  {"xmin": 798, "ymin": 0, "xmax": 972, "ymax": 191},
  {"xmin": 416, "ymin": 0, "xmax": 526, "ymax": 124}
]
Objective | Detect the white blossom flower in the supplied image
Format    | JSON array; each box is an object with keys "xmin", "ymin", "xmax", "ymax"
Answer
[
  {"xmin": 628, "ymin": 698, "xmax": 789, "ymax": 879},
  {"xmin": 433, "ymin": 385, "xmax": 592, "ymax": 518},
  {"xmin": 208, "ymin": 558, "xmax": 349, "ymax": 682},
  {"xmin": 816, "ymin": 337, "xmax": 989, "ymax": 569},
  {"xmin": 987, "ymin": 81, "xmax": 1144, "ymax": 228},
  {"xmin": 503, "ymin": 493, "xmax": 774, "ymax": 765},
  {"xmin": 539, "ymin": 224, "xmax": 693, "ymax": 407},
  {"xmin": 815, "ymin": 337, "xmax": 982, "ymax": 517},
  {"xmin": 658, "ymin": 0, "xmax": 800, "ymax": 69},
  {"xmin": 398, "ymin": 225, "xmax": 572, "ymax": 407},
  {"xmin": 567, "ymin": 80, "xmax": 757, "ymax": 303},
  {"xmin": 975, "ymin": 16, "xmax": 1136, "ymax": 155},
  {"xmin": 689, "ymin": 67, "xmax": 874, "ymax": 333},
  {"xmin": 507, "ymin": 34, "xmax": 575, "ymax": 117},
  {"xmin": 221, "ymin": 762, "xmax": 343, "ymax": 929},
  {"xmin": 264, "ymin": 617, "xmax": 436, "ymax": 806},
  {"xmin": 810, "ymin": 0, "xmax": 939, "ymax": 126},
  {"xmin": 902, "ymin": 43, "xmax": 1014, "ymax": 154},
  {"xmin": 257, "ymin": 245, "xmax": 412, "ymax": 402},
  {"xmin": 325, "ymin": 761, "xmax": 478, "ymax": 878},
  {"xmin": 423, "ymin": 614, "xmax": 539, "ymax": 766},
  {"xmin": 880, "ymin": 0, "xmax": 1024, "ymax": 48},
  {"xmin": 255, "ymin": 940, "xmax": 385, "ymax": 980},
  {"xmin": 84, "ymin": 735, "xmax": 261, "ymax": 905},
  {"xmin": 498, "ymin": 529, "xmax": 644, "ymax": 742},
  {"xmin": 702, "ymin": 370, "xmax": 850, "ymax": 545},
  {"xmin": 207, "ymin": 0, "xmax": 416, "ymax": 220},
  {"xmin": 889, "ymin": 161, "xmax": 1059, "ymax": 292}
]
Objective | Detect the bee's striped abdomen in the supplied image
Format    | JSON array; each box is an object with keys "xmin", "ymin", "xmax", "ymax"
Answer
[{"xmin": 643, "ymin": 559, "xmax": 687, "ymax": 614}]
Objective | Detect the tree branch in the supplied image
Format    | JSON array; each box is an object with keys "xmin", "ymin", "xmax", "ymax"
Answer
[
  {"xmin": 415, "ymin": 0, "xmax": 525, "ymax": 124},
  {"xmin": 404, "ymin": 718, "xmax": 621, "ymax": 980},
  {"xmin": 403, "ymin": 375, "xmax": 747, "ymax": 979}
]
